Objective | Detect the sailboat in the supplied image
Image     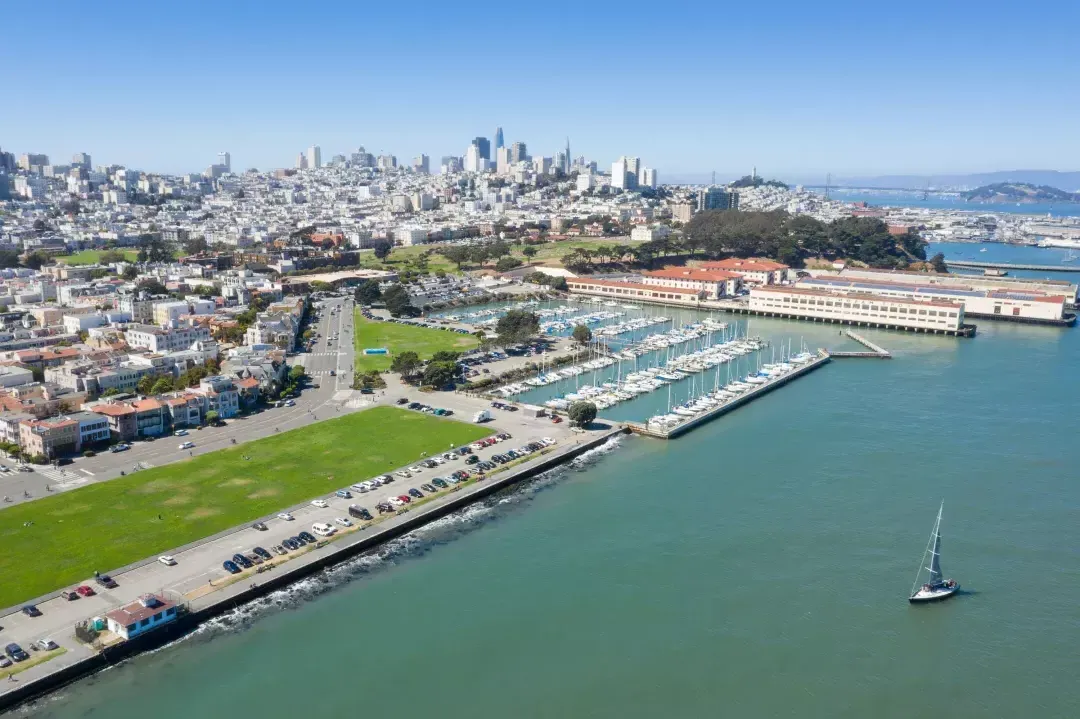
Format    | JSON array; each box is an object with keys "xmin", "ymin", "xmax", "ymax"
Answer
[{"xmin": 909, "ymin": 501, "xmax": 960, "ymax": 603}]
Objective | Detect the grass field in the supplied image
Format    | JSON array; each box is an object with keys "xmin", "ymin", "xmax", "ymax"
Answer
[
  {"xmin": 0, "ymin": 407, "xmax": 491, "ymax": 608},
  {"xmin": 57, "ymin": 249, "xmax": 140, "ymax": 265},
  {"xmin": 353, "ymin": 311, "xmax": 479, "ymax": 372}
]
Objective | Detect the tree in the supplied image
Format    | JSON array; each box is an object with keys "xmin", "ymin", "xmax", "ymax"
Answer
[
  {"xmin": 0, "ymin": 250, "xmax": 21, "ymax": 268},
  {"xmin": 205, "ymin": 410, "xmax": 219, "ymax": 425},
  {"xmin": 494, "ymin": 256, "xmax": 522, "ymax": 272},
  {"xmin": 422, "ymin": 361, "xmax": 457, "ymax": 389},
  {"xmin": 372, "ymin": 241, "xmax": 393, "ymax": 261},
  {"xmin": 288, "ymin": 365, "xmax": 307, "ymax": 382},
  {"xmin": 571, "ymin": 324, "xmax": 593, "ymax": 346},
  {"xmin": 102, "ymin": 387, "xmax": 121, "ymax": 397},
  {"xmin": 183, "ymin": 236, "xmax": 209, "ymax": 255},
  {"xmin": 495, "ymin": 310, "xmax": 540, "ymax": 345},
  {"xmin": 522, "ymin": 245, "xmax": 538, "ymax": 259},
  {"xmin": 121, "ymin": 266, "xmax": 139, "ymax": 280},
  {"xmin": 137, "ymin": 374, "xmax": 158, "ymax": 395},
  {"xmin": 99, "ymin": 250, "xmax": 128, "ymax": 264},
  {"xmin": 354, "ymin": 279, "xmax": 382, "ymax": 305},
  {"xmin": 22, "ymin": 250, "xmax": 51, "ymax": 270},
  {"xmin": 390, "ymin": 350, "xmax": 422, "ymax": 377},
  {"xmin": 430, "ymin": 350, "xmax": 461, "ymax": 363},
  {"xmin": 137, "ymin": 278, "xmax": 168, "ymax": 295},
  {"xmin": 930, "ymin": 252, "xmax": 948, "ymax": 273},
  {"xmin": 568, "ymin": 401, "xmax": 597, "ymax": 427},
  {"xmin": 150, "ymin": 376, "xmax": 175, "ymax": 395},
  {"xmin": 383, "ymin": 284, "xmax": 418, "ymax": 317},
  {"xmin": 439, "ymin": 245, "xmax": 472, "ymax": 269}
]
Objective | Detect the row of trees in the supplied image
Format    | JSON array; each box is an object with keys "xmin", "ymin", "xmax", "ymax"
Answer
[
  {"xmin": 436, "ymin": 240, "xmax": 514, "ymax": 270},
  {"xmin": 683, "ymin": 211, "xmax": 926, "ymax": 269}
]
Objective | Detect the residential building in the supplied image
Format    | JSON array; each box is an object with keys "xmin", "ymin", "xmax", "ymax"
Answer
[
  {"xmin": 0, "ymin": 365, "xmax": 35, "ymax": 388},
  {"xmin": 672, "ymin": 202, "xmax": 694, "ymax": 224},
  {"xmin": 125, "ymin": 324, "xmax": 212, "ymax": 353},
  {"xmin": 152, "ymin": 301, "xmax": 191, "ymax": 326},
  {"xmin": 19, "ymin": 416, "xmax": 78, "ymax": 458},
  {"xmin": 306, "ymin": 145, "xmax": 322, "ymax": 169},
  {"xmin": 192, "ymin": 376, "xmax": 240, "ymax": 418},
  {"xmin": 510, "ymin": 142, "xmax": 527, "ymax": 164},
  {"xmin": 697, "ymin": 187, "xmax": 739, "ymax": 211}
]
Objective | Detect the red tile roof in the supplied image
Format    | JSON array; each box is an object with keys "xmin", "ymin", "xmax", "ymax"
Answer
[
  {"xmin": 700, "ymin": 258, "xmax": 789, "ymax": 272},
  {"xmin": 644, "ymin": 267, "xmax": 741, "ymax": 281}
]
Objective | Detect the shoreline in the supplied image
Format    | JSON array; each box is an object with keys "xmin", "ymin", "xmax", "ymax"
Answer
[{"xmin": 0, "ymin": 425, "xmax": 626, "ymax": 713}]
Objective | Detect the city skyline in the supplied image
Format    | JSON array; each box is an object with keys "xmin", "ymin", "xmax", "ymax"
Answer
[{"xmin": 4, "ymin": 1, "xmax": 1078, "ymax": 177}]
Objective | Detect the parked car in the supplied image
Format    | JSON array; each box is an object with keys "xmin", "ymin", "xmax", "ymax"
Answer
[
  {"xmin": 282, "ymin": 538, "xmax": 299, "ymax": 550},
  {"xmin": 178, "ymin": 441, "xmax": 195, "ymax": 450},
  {"xmin": 174, "ymin": 430, "xmax": 189, "ymax": 437},
  {"xmin": 348, "ymin": 505, "xmax": 373, "ymax": 520},
  {"xmin": 252, "ymin": 521, "xmax": 268, "ymax": 531},
  {"xmin": 432, "ymin": 478, "xmax": 448, "ymax": 489},
  {"xmin": 465, "ymin": 455, "xmax": 480, "ymax": 465},
  {"xmin": 5, "ymin": 643, "xmax": 29, "ymax": 662},
  {"xmin": 272, "ymin": 545, "xmax": 287, "ymax": 556},
  {"xmin": 0, "ymin": 656, "xmax": 11, "ymax": 669},
  {"xmin": 158, "ymin": 555, "xmax": 177, "ymax": 566},
  {"xmin": 37, "ymin": 639, "xmax": 59, "ymax": 651},
  {"xmin": 75, "ymin": 585, "xmax": 95, "ymax": 597},
  {"xmin": 61, "ymin": 590, "xmax": 79, "ymax": 601},
  {"xmin": 395, "ymin": 470, "xmax": 412, "ymax": 479},
  {"xmin": 278, "ymin": 512, "xmax": 295, "ymax": 521},
  {"xmin": 20, "ymin": 604, "xmax": 41, "ymax": 618},
  {"xmin": 110, "ymin": 443, "xmax": 130, "ymax": 453},
  {"xmin": 335, "ymin": 489, "xmax": 352, "ymax": 499},
  {"xmin": 253, "ymin": 546, "xmax": 272, "ymax": 560},
  {"xmin": 396, "ymin": 398, "xmax": 409, "ymax": 405},
  {"xmin": 298, "ymin": 531, "xmax": 317, "ymax": 543},
  {"xmin": 223, "ymin": 560, "xmax": 241, "ymax": 574},
  {"xmin": 333, "ymin": 517, "xmax": 353, "ymax": 528},
  {"xmin": 408, "ymin": 488, "xmax": 424, "ymax": 499},
  {"xmin": 232, "ymin": 553, "xmax": 253, "ymax": 569}
]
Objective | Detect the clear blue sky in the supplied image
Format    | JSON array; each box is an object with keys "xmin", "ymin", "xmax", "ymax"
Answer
[{"xmin": 3, "ymin": 0, "xmax": 1077, "ymax": 180}]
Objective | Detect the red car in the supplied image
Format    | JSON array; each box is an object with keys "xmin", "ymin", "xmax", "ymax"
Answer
[
  {"xmin": 397, "ymin": 494, "xmax": 412, "ymax": 504},
  {"xmin": 551, "ymin": 415, "xmax": 563, "ymax": 424},
  {"xmin": 75, "ymin": 585, "xmax": 96, "ymax": 597}
]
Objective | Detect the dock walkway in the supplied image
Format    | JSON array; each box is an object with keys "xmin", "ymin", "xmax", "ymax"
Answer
[
  {"xmin": 626, "ymin": 351, "xmax": 831, "ymax": 439},
  {"xmin": 830, "ymin": 331, "xmax": 891, "ymax": 358},
  {"xmin": 946, "ymin": 260, "xmax": 1080, "ymax": 273}
]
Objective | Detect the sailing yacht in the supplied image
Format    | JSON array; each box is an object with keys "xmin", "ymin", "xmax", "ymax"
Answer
[{"xmin": 909, "ymin": 501, "xmax": 960, "ymax": 603}]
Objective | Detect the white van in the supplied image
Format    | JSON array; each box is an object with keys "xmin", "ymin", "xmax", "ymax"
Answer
[
  {"xmin": 472, "ymin": 409, "xmax": 492, "ymax": 423},
  {"xmin": 312, "ymin": 522, "xmax": 336, "ymax": 537}
]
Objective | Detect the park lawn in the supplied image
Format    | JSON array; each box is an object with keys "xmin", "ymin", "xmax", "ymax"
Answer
[
  {"xmin": 357, "ymin": 245, "xmax": 457, "ymax": 274},
  {"xmin": 353, "ymin": 311, "xmax": 479, "ymax": 372},
  {"xmin": 0, "ymin": 406, "xmax": 491, "ymax": 608},
  {"xmin": 57, "ymin": 249, "xmax": 139, "ymax": 265}
]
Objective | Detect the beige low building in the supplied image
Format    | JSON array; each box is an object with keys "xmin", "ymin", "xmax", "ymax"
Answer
[{"xmin": 749, "ymin": 285, "xmax": 966, "ymax": 334}]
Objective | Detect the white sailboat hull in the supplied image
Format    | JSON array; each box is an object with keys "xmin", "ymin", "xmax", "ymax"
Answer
[{"xmin": 909, "ymin": 583, "xmax": 960, "ymax": 603}]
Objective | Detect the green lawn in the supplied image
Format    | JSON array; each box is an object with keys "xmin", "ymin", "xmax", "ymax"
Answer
[
  {"xmin": 354, "ymin": 311, "xmax": 479, "ymax": 372},
  {"xmin": 57, "ymin": 249, "xmax": 140, "ymax": 265},
  {"xmin": 0, "ymin": 407, "xmax": 491, "ymax": 607}
]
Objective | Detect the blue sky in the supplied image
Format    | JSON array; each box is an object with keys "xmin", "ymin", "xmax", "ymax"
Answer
[{"xmin": 3, "ymin": 0, "xmax": 1077, "ymax": 180}]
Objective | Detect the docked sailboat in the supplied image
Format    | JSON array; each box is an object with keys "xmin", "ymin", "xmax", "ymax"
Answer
[{"xmin": 909, "ymin": 501, "xmax": 960, "ymax": 603}]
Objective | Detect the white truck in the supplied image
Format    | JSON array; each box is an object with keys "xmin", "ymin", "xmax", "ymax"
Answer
[{"xmin": 472, "ymin": 409, "xmax": 492, "ymax": 423}]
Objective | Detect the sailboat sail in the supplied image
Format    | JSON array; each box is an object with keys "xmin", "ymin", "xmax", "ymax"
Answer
[{"xmin": 927, "ymin": 529, "xmax": 943, "ymax": 584}]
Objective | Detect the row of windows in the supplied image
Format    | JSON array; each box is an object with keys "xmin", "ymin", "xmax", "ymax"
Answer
[
  {"xmin": 754, "ymin": 300, "xmax": 956, "ymax": 326},
  {"xmin": 778, "ymin": 296, "xmax": 957, "ymax": 318}
]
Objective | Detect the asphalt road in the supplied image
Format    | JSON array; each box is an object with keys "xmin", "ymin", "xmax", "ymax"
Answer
[{"xmin": 0, "ymin": 297, "xmax": 357, "ymax": 506}]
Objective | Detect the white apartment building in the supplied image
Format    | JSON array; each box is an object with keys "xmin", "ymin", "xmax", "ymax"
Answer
[
  {"xmin": 749, "ymin": 286, "xmax": 965, "ymax": 333},
  {"xmin": 395, "ymin": 227, "xmax": 429, "ymax": 246},
  {"xmin": 642, "ymin": 267, "xmax": 742, "ymax": 298},
  {"xmin": 125, "ymin": 324, "xmax": 212, "ymax": 353},
  {"xmin": 119, "ymin": 292, "xmax": 157, "ymax": 323},
  {"xmin": 153, "ymin": 301, "xmax": 190, "ymax": 326}
]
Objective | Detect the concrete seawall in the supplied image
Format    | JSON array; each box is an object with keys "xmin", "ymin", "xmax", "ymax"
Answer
[{"xmin": 0, "ymin": 426, "xmax": 627, "ymax": 712}]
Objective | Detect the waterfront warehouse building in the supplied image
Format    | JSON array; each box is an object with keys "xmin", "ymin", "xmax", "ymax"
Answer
[
  {"xmin": 567, "ymin": 278, "xmax": 708, "ymax": 306},
  {"xmin": 835, "ymin": 267, "xmax": 1078, "ymax": 306},
  {"xmin": 641, "ymin": 267, "xmax": 742, "ymax": 298},
  {"xmin": 798, "ymin": 276, "xmax": 1068, "ymax": 324},
  {"xmin": 749, "ymin": 285, "xmax": 965, "ymax": 333},
  {"xmin": 699, "ymin": 258, "xmax": 789, "ymax": 285}
]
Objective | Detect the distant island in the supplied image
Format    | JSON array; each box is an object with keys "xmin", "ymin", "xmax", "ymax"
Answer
[{"xmin": 964, "ymin": 182, "xmax": 1080, "ymax": 204}]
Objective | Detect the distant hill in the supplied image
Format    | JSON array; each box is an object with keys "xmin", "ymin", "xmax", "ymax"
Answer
[
  {"xmin": 963, "ymin": 182, "xmax": 1080, "ymax": 204},
  {"xmin": 830, "ymin": 170, "xmax": 1080, "ymax": 192}
]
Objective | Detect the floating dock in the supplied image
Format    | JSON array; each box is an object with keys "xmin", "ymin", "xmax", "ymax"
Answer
[
  {"xmin": 626, "ymin": 351, "xmax": 831, "ymax": 439},
  {"xmin": 945, "ymin": 260, "xmax": 1080, "ymax": 273},
  {"xmin": 829, "ymin": 331, "xmax": 892, "ymax": 358}
]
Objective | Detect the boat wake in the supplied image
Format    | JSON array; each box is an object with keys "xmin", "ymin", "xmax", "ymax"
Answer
[{"xmin": 173, "ymin": 435, "xmax": 624, "ymax": 646}]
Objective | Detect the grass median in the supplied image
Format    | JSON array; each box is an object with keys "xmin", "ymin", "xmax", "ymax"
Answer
[
  {"xmin": 353, "ymin": 311, "xmax": 479, "ymax": 372},
  {"xmin": 0, "ymin": 406, "xmax": 492, "ymax": 608}
]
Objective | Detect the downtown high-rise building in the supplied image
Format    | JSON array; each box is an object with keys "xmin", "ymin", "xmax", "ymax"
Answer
[
  {"xmin": 697, "ymin": 187, "xmax": 739, "ymax": 211},
  {"xmin": 494, "ymin": 127, "xmax": 504, "ymax": 150},
  {"xmin": 509, "ymin": 142, "xmax": 527, "ymax": 164},
  {"xmin": 612, "ymin": 156, "xmax": 642, "ymax": 190},
  {"xmin": 72, "ymin": 152, "xmax": 92, "ymax": 169},
  {"xmin": 296, "ymin": 152, "xmax": 308, "ymax": 170},
  {"xmin": 218, "ymin": 151, "xmax": 231, "ymax": 173},
  {"xmin": 306, "ymin": 145, "xmax": 322, "ymax": 169},
  {"xmin": 472, "ymin": 136, "xmax": 491, "ymax": 161},
  {"xmin": 413, "ymin": 154, "xmax": 430, "ymax": 174}
]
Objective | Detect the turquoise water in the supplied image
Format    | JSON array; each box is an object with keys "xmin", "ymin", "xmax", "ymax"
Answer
[{"xmin": 16, "ymin": 266, "xmax": 1080, "ymax": 718}]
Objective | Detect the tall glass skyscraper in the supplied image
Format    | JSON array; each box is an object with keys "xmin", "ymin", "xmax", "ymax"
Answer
[{"xmin": 494, "ymin": 127, "xmax": 504, "ymax": 150}]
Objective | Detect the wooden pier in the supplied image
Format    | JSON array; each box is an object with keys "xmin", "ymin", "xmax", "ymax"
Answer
[
  {"xmin": 829, "ymin": 331, "xmax": 891, "ymax": 358},
  {"xmin": 626, "ymin": 351, "xmax": 831, "ymax": 440}
]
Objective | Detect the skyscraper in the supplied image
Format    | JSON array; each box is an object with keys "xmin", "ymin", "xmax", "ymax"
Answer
[
  {"xmin": 612, "ymin": 156, "xmax": 641, "ymax": 190},
  {"xmin": 218, "ymin": 152, "xmax": 231, "ymax": 173},
  {"xmin": 563, "ymin": 138, "xmax": 571, "ymax": 173},
  {"xmin": 697, "ymin": 188, "xmax": 738, "ymax": 211},
  {"xmin": 472, "ymin": 137, "xmax": 490, "ymax": 161},
  {"xmin": 72, "ymin": 152, "xmax": 92, "ymax": 169},
  {"xmin": 494, "ymin": 127, "xmax": 504, "ymax": 150},
  {"xmin": 306, "ymin": 145, "xmax": 322, "ymax": 169},
  {"xmin": 509, "ymin": 142, "xmax": 527, "ymax": 164},
  {"xmin": 413, "ymin": 155, "xmax": 430, "ymax": 174},
  {"xmin": 296, "ymin": 152, "xmax": 308, "ymax": 170},
  {"xmin": 464, "ymin": 144, "xmax": 483, "ymax": 173}
]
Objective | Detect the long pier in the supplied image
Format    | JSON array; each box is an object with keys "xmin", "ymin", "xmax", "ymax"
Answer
[
  {"xmin": 946, "ymin": 260, "xmax": 1080, "ymax": 273},
  {"xmin": 626, "ymin": 351, "xmax": 831, "ymax": 440},
  {"xmin": 830, "ymin": 331, "xmax": 891, "ymax": 358}
]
